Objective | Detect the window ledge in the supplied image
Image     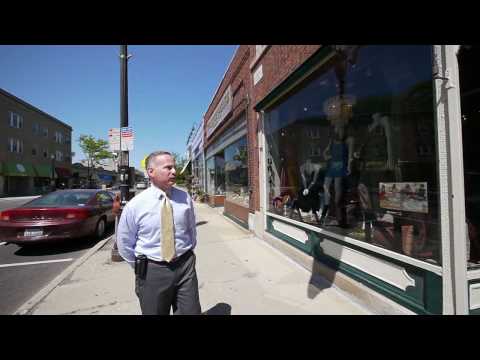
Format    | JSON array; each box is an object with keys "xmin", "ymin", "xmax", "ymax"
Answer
[{"xmin": 250, "ymin": 45, "xmax": 270, "ymax": 71}]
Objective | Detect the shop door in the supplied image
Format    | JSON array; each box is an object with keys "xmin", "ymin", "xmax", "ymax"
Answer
[{"xmin": 7, "ymin": 177, "xmax": 30, "ymax": 196}]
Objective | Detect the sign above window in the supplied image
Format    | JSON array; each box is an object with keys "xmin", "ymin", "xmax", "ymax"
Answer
[{"xmin": 206, "ymin": 85, "xmax": 233, "ymax": 138}]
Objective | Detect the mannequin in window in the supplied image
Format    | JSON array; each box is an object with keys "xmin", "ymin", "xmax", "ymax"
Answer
[
  {"xmin": 368, "ymin": 112, "xmax": 393, "ymax": 168},
  {"xmin": 320, "ymin": 122, "xmax": 354, "ymax": 226},
  {"xmin": 296, "ymin": 158, "xmax": 323, "ymax": 223},
  {"xmin": 356, "ymin": 113, "xmax": 393, "ymax": 237}
]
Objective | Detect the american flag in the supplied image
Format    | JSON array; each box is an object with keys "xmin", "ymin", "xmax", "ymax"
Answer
[{"xmin": 121, "ymin": 127, "xmax": 133, "ymax": 138}]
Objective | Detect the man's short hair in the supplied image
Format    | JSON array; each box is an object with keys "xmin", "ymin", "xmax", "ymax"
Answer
[{"xmin": 146, "ymin": 150, "xmax": 172, "ymax": 170}]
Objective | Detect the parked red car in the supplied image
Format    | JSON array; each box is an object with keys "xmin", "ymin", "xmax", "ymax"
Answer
[{"xmin": 0, "ymin": 189, "xmax": 116, "ymax": 245}]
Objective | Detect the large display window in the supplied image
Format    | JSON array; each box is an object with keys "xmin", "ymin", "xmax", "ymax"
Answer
[
  {"xmin": 206, "ymin": 152, "xmax": 225, "ymax": 196},
  {"xmin": 265, "ymin": 45, "xmax": 441, "ymax": 265},
  {"xmin": 206, "ymin": 157, "xmax": 215, "ymax": 195},
  {"xmin": 225, "ymin": 136, "xmax": 249, "ymax": 206},
  {"xmin": 457, "ymin": 45, "xmax": 480, "ymax": 269},
  {"xmin": 192, "ymin": 153, "xmax": 205, "ymax": 192}
]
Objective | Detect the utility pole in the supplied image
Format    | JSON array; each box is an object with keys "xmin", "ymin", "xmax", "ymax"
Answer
[{"xmin": 112, "ymin": 44, "xmax": 132, "ymax": 262}]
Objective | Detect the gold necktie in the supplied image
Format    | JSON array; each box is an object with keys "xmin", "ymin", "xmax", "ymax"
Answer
[{"xmin": 161, "ymin": 194, "xmax": 175, "ymax": 262}]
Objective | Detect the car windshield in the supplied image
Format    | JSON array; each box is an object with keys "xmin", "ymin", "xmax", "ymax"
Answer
[{"xmin": 26, "ymin": 192, "xmax": 94, "ymax": 207}]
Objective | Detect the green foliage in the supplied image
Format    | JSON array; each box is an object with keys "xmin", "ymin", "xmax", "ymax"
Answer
[
  {"xmin": 171, "ymin": 152, "xmax": 190, "ymax": 185},
  {"xmin": 194, "ymin": 188, "xmax": 206, "ymax": 202},
  {"xmin": 78, "ymin": 135, "xmax": 113, "ymax": 179}
]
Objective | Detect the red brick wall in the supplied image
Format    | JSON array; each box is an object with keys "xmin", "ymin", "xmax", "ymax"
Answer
[
  {"xmin": 252, "ymin": 45, "xmax": 322, "ymax": 107},
  {"xmin": 204, "ymin": 45, "xmax": 251, "ymax": 150},
  {"xmin": 224, "ymin": 199, "xmax": 249, "ymax": 224},
  {"xmin": 247, "ymin": 45, "xmax": 323, "ymax": 213},
  {"xmin": 203, "ymin": 45, "xmax": 255, "ymax": 214}
]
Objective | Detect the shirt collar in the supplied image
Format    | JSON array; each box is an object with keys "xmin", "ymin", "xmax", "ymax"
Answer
[{"xmin": 151, "ymin": 184, "xmax": 172, "ymax": 200}]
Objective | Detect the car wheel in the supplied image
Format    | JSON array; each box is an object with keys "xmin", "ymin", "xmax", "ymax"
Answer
[{"xmin": 95, "ymin": 217, "xmax": 106, "ymax": 239}]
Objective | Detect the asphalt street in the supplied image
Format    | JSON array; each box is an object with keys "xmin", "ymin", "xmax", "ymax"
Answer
[{"xmin": 0, "ymin": 196, "xmax": 114, "ymax": 314}]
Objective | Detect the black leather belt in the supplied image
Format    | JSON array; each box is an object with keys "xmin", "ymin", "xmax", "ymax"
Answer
[{"xmin": 147, "ymin": 249, "xmax": 192, "ymax": 265}]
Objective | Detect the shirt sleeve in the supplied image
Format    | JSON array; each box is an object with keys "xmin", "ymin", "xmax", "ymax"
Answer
[
  {"xmin": 188, "ymin": 194, "xmax": 197, "ymax": 248},
  {"xmin": 116, "ymin": 203, "xmax": 137, "ymax": 267}
]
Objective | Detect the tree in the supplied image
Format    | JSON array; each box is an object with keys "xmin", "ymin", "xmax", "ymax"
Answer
[
  {"xmin": 78, "ymin": 135, "xmax": 113, "ymax": 186},
  {"xmin": 171, "ymin": 152, "xmax": 189, "ymax": 185}
]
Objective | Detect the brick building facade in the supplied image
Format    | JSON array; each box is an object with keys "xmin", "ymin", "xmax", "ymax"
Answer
[{"xmin": 196, "ymin": 45, "xmax": 480, "ymax": 315}]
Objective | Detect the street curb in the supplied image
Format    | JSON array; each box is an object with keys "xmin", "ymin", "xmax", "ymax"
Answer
[{"xmin": 13, "ymin": 235, "xmax": 114, "ymax": 315}]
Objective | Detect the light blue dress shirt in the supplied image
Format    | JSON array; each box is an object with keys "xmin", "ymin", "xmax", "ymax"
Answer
[{"xmin": 116, "ymin": 185, "xmax": 197, "ymax": 267}]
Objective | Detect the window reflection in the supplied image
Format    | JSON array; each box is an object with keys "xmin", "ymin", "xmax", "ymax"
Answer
[
  {"xmin": 458, "ymin": 45, "xmax": 480, "ymax": 268},
  {"xmin": 265, "ymin": 45, "xmax": 440, "ymax": 264},
  {"xmin": 206, "ymin": 153, "xmax": 225, "ymax": 196},
  {"xmin": 225, "ymin": 137, "xmax": 249, "ymax": 206}
]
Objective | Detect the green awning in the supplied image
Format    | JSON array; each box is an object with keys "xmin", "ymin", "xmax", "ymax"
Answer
[
  {"xmin": 3, "ymin": 162, "xmax": 36, "ymax": 177},
  {"xmin": 34, "ymin": 164, "xmax": 54, "ymax": 178}
]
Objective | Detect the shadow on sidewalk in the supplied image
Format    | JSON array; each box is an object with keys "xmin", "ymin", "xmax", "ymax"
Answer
[
  {"xmin": 307, "ymin": 234, "xmax": 341, "ymax": 300},
  {"xmin": 202, "ymin": 302, "xmax": 232, "ymax": 315},
  {"xmin": 196, "ymin": 221, "xmax": 208, "ymax": 227}
]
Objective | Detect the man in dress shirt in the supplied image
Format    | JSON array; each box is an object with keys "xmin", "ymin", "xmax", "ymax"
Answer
[{"xmin": 117, "ymin": 150, "xmax": 201, "ymax": 315}]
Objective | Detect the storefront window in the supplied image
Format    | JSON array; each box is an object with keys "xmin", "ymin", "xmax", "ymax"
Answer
[
  {"xmin": 265, "ymin": 45, "xmax": 441, "ymax": 264},
  {"xmin": 206, "ymin": 157, "xmax": 215, "ymax": 195},
  {"xmin": 206, "ymin": 152, "xmax": 225, "ymax": 196},
  {"xmin": 215, "ymin": 152, "xmax": 225, "ymax": 195},
  {"xmin": 192, "ymin": 154, "xmax": 205, "ymax": 192},
  {"xmin": 225, "ymin": 136, "xmax": 249, "ymax": 206},
  {"xmin": 458, "ymin": 45, "xmax": 480, "ymax": 268}
]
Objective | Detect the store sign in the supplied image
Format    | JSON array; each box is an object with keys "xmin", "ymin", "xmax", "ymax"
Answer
[
  {"xmin": 205, "ymin": 114, "xmax": 247, "ymax": 159},
  {"xmin": 191, "ymin": 122, "xmax": 204, "ymax": 151},
  {"xmin": 206, "ymin": 85, "xmax": 232, "ymax": 138}
]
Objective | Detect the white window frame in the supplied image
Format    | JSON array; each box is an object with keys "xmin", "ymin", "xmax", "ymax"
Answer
[
  {"xmin": 56, "ymin": 150, "xmax": 63, "ymax": 161},
  {"xmin": 8, "ymin": 138, "xmax": 23, "ymax": 153},
  {"xmin": 9, "ymin": 112, "xmax": 23, "ymax": 129},
  {"xmin": 33, "ymin": 122, "xmax": 40, "ymax": 134},
  {"xmin": 432, "ymin": 45, "xmax": 469, "ymax": 314},
  {"xmin": 256, "ymin": 45, "xmax": 268, "ymax": 57},
  {"xmin": 43, "ymin": 127, "xmax": 49, "ymax": 138},
  {"xmin": 55, "ymin": 131, "xmax": 64, "ymax": 144}
]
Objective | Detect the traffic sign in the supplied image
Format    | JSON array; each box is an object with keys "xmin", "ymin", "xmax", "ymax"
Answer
[{"xmin": 109, "ymin": 127, "xmax": 134, "ymax": 151}]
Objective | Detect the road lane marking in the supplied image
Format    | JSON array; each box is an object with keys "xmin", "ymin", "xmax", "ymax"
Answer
[
  {"xmin": 0, "ymin": 258, "xmax": 74, "ymax": 268},
  {"xmin": 0, "ymin": 242, "xmax": 7, "ymax": 246}
]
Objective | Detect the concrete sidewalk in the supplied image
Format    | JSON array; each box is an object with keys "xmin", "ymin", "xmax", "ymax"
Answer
[{"xmin": 18, "ymin": 202, "xmax": 371, "ymax": 315}]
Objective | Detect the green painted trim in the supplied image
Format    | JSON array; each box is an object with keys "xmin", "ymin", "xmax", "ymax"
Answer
[
  {"xmin": 307, "ymin": 228, "xmax": 440, "ymax": 314},
  {"xmin": 468, "ymin": 280, "xmax": 480, "ymax": 315},
  {"xmin": 424, "ymin": 272, "xmax": 443, "ymax": 314},
  {"xmin": 266, "ymin": 215, "xmax": 442, "ymax": 314},
  {"xmin": 316, "ymin": 250, "xmax": 439, "ymax": 314},
  {"xmin": 266, "ymin": 216, "xmax": 311, "ymax": 254},
  {"xmin": 223, "ymin": 211, "xmax": 249, "ymax": 230},
  {"xmin": 254, "ymin": 45, "xmax": 335, "ymax": 112}
]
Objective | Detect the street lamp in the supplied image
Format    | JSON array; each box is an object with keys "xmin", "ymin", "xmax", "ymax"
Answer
[
  {"xmin": 50, "ymin": 153, "xmax": 55, "ymax": 191},
  {"xmin": 111, "ymin": 44, "xmax": 132, "ymax": 262}
]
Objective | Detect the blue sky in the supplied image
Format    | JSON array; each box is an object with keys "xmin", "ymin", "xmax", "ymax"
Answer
[{"xmin": 0, "ymin": 45, "xmax": 237, "ymax": 169}]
